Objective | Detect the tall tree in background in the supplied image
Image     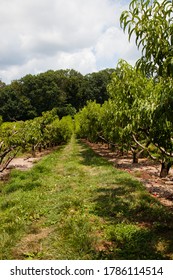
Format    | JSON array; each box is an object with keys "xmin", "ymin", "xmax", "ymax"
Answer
[
  {"xmin": 120, "ymin": 0, "xmax": 173, "ymax": 77},
  {"xmin": 0, "ymin": 80, "xmax": 6, "ymax": 88},
  {"xmin": 79, "ymin": 69, "xmax": 114, "ymax": 105}
]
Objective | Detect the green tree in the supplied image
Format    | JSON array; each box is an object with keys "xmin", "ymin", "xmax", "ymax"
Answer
[
  {"xmin": 119, "ymin": 0, "xmax": 173, "ymax": 176},
  {"xmin": 107, "ymin": 60, "xmax": 173, "ymax": 176},
  {"xmin": 0, "ymin": 121, "xmax": 22, "ymax": 171},
  {"xmin": 106, "ymin": 60, "xmax": 153, "ymax": 161},
  {"xmin": 0, "ymin": 81, "xmax": 35, "ymax": 121},
  {"xmin": 0, "ymin": 80, "xmax": 6, "ymax": 88},
  {"xmin": 75, "ymin": 101, "xmax": 102, "ymax": 142},
  {"xmin": 79, "ymin": 69, "xmax": 114, "ymax": 106},
  {"xmin": 20, "ymin": 72, "xmax": 67, "ymax": 117},
  {"xmin": 120, "ymin": 0, "xmax": 173, "ymax": 77}
]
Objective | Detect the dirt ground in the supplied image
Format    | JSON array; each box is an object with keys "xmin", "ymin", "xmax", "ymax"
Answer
[
  {"xmin": 83, "ymin": 140, "xmax": 173, "ymax": 209},
  {"xmin": 0, "ymin": 149, "xmax": 52, "ymax": 181}
]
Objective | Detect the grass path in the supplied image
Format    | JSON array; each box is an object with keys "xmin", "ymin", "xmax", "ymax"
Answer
[{"xmin": 0, "ymin": 136, "xmax": 173, "ymax": 259}]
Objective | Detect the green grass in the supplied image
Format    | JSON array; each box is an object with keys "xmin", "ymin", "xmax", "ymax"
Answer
[{"xmin": 0, "ymin": 135, "xmax": 173, "ymax": 260}]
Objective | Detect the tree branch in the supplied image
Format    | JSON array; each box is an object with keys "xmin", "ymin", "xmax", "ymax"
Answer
[
  {"xmin": 154, "ymin": 142, "xmax": 173, "ymax": 158},
  {"xmin": 132, "ymin": 134, "xmax": 158, "ymax": 161},
  {"xmin": 0, "ymin": 148, "xmax": 19, "ymax": 172},
  {"xmin": 98, "ymin": 135, "xmax": 118, "ymax": 148},
  {"xmin": 0, "ymin": 146, "xmax": 17, "ymax": 164},
  {"xmin": 0, "ymin": 141, "xmax": 4, "ymax": 149}
]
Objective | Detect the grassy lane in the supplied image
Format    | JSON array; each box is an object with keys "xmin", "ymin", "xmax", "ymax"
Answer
[{"xmin": 0, "ymin": 136, "xmax": 173, "ymax": 259}]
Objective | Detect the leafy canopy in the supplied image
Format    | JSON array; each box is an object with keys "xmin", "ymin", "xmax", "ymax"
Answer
[{"xmin": 120, "ymin": 0, "xmax": 173, "ymax": 77}]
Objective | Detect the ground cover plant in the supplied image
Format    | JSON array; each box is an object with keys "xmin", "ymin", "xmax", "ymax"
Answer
[{"xmin": 0, "ymin": 136, "xmax": 173, "ymax": 260}]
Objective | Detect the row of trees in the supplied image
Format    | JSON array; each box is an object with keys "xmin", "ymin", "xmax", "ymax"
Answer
[
  {"xmin": 75, "ymin": 0, "xmax": 173, "ymax": 178},
  {"xmin": 75, "ymin": 60, "xmax": 173, "ymax": 177},
  {"xmin": 0, "ymin": 68, "xmax": 114, "ymax": 122},
  {"xmin": 0, "ymin": 110, "xmax": 74, "ymax": 172}
]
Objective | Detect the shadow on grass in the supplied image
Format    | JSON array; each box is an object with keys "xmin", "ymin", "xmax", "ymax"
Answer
[
  {"xmin": 78, "ymin": 141, "xmax": 112, "ymax": 167},
  {"xmin": 97, "ymin": 224, "xmax": 171, "ymax": 260},
  {"xmin": 93, "ymin": 177, "xmax": 173, "ymax": 259},
  {"xmin": 94, "ymin": 183, "xmax": 173, "ymax": 259},
  {"xmin": 78, "ymin": 140, "xmax": 173, "ymax": 259}
]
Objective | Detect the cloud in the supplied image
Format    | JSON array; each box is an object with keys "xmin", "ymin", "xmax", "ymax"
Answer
[
  {"xmin": 57, "ymin": 49, "xmax": 97, "ymax": 73},
  {"xmin": 95, "ymin": 26, "xmax": 140, "ymax": 68},
  {"xmin": 0, "ymin": 0, "xmax": 139, "ymax": 83}
]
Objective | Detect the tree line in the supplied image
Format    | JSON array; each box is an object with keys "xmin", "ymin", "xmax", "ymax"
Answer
[{"xmin": 0, "ymin": 69, "xmax": 114, "ymax": 122}]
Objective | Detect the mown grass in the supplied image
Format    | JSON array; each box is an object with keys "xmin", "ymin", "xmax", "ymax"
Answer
[{"xmin": 0, "ymin": 135, "xmax": 173, "ymax": 259}]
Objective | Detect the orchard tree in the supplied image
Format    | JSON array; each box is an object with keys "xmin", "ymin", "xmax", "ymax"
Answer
[
  {"xmin": 107, "ymin": 60, "xmax": 173, "ymax": 176},
  {"xmin": 120, "ymin": 0, "xmax": 173, "ymax": 77},
  {"xmin": 119, "ymin": 0, "xmax": 173, "ymax": 176},
  {"xmin": 149, "ymin": 78, "xmax": 173, "ymax": 176},
  {"xmin": 55, "ymin": 115, "xmax": 74, "ymax": 143},
  {"xmin": 107, "ymin": 60, "xmax": 155, "ymax": 162},
  {"xmin": 0, "ymin": 121, "xmax": 22, "ymax": 171},
  {"xmin": 75, "ymin": 101, "xmax": 102, "ymax": 142}
]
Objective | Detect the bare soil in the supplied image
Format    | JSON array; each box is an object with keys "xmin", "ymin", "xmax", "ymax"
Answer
[
  {"xmin": 0, "ymin": 149, "xmax": 54, "ymax": 181},
  {"xmin": 83, "ymin": 140, "xmax": 173, "ymax": 209}
]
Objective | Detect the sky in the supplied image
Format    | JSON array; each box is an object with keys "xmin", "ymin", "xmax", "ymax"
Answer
[{"xmin": 0, "ymin": 0, "xmax": 140, "ymax": 84}]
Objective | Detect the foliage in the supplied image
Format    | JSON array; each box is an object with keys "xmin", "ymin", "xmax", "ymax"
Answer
[
  {"xmin": 0, "ymin": 69, "xmax": 113, "ymax": 122},
  {"xmin": 120, "ymin": 0, "xmax": 173, "ymax": 77},
  {"xmin": 0, "ymin": 82, "xmax": 36, "ymax": 121},
  {"xmin": 75, "ymin": 101, "xmax": 102, "ymax": 142},
  {"xmin": 74, "ymin": 59, "xmax": 173, "ymax": 176},
  {"xmin": 0, "ymin": 121, "xmax": 22, "ymax": 171},
  {"xmin": 107, "ymin": 60, "xmax": 173, "ymax": 174},
  {"xmin": 0, "ymin": 110, "xmax": 73, "ymax": 171},
  {"xmin": 48, "ymin": 115, "xmax": 74, "ymax": 145},
  {"xmin": 78, "ymin": 69, "xmax": 115, "ymax": 105},
  {"xmin": 119, "ymin": 0, "xmax": 173, "ymax": 175},
  {"xmin": 99, "ymin": 60, "xmax": 153, "ymax": 156}
]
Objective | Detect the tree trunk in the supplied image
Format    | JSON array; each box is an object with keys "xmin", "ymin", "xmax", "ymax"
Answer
[
  {"xmin": 110, "ymin": 144, "xmax": 115, "ymax": 152},
  {"xmin": 31, "ymin": 145, "xmax": 36, "ymax": 157},
  {"xmin": 160, "ymin": 161, "xmax": 172, "ymax": 178},
  {"xmin": 38, "ymin": 145, "xmax": 42, "ymax": 152},
  {"xmin": 132, "ymin": 151, "xmax": 138, "ymax": 163}
]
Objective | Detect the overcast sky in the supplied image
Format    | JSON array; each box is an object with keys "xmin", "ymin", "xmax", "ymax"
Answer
[{"xmin": 0, "ymin": 0, "xmax": 140, "ymax": 84}]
